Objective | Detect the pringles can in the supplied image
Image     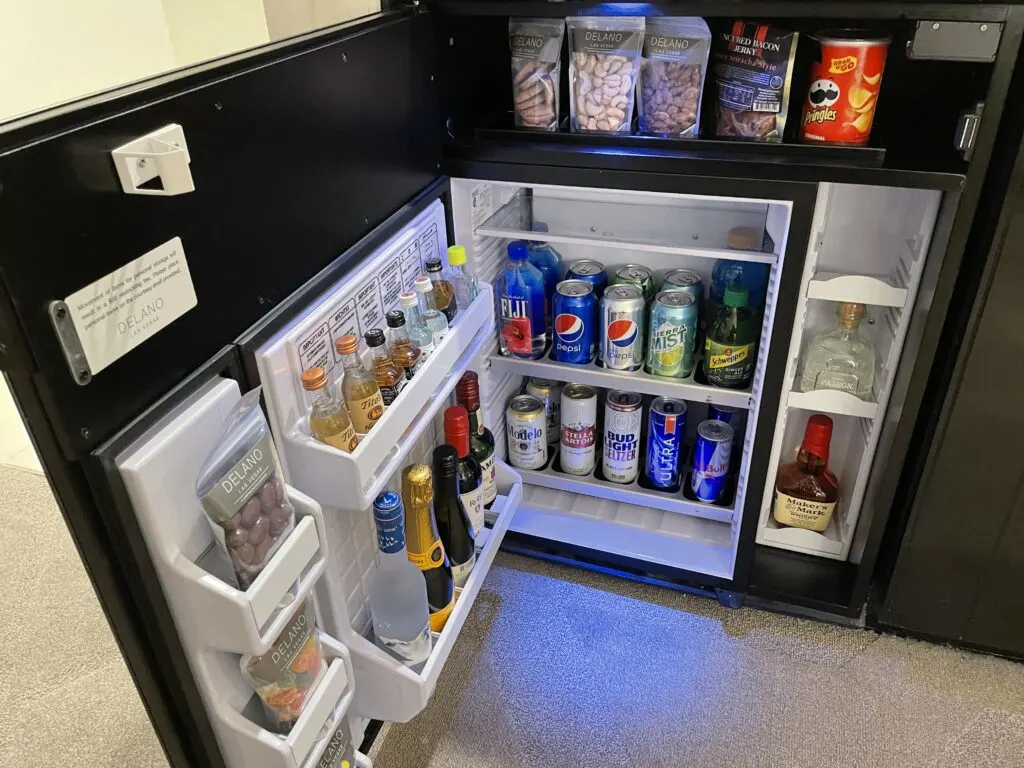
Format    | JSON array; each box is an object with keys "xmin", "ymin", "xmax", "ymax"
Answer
[
  {"xmin": 646, "ymin": 291, "xmax": 698, "ymax": 379},
  {"xmin": 603, "ymin": 390, "xmax": 643, "ymax": 483},
  {"xmin": 525, "ymin": 378, "xmax": 562, "ymax": 445},
  {"xmin": 645, "ymin": 397, "xmax": 687, "ymax": 491},
  {"xmin": 506, "ymin": 394, "xmax": 547, "ymax": 470},
  {"xmin": 600, "ymin": 285, "xmax": 646, "ymax": 371},
  {"xmin": 552, "ymin": 280, "xmax": 598, "ymax": 364},
  {"xmin": 691, "ymin": 420, "xmax": 733, "ymax": 503},
  {"xmin": 800, "ymin": 30, "xmax": 890, "ymax": 146},
  {"xmin": 560, "ymin": 384, "xmax": 598, "ymax": 476},
  {"xmin": 566, "ymin": 259, "xmax": 609, "ymax": 298}
]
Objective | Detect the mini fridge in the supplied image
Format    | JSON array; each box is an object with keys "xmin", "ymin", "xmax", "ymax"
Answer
[{"xmin": 1, "ymin": 4, "xmax": 1022, "ymax": 767}]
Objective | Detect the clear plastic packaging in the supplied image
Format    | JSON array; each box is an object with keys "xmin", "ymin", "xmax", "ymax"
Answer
[
  {"xmin": 567, "ymin": 16, "xmax": 645, "ymax": 133},
  {"xmin": 509, "ymin": 18, "xmax": 565, "ymax": 131},
  {"xmin": 240, "ymin": 600, "xmax": 326, "ymax": 734},
  {"xmin": 638, "ymin": 17, "xmax": 711, "ymax": 137},
  {"xmin": 195, "ymin": 388, "xmax": 296, "ymax": 591}
]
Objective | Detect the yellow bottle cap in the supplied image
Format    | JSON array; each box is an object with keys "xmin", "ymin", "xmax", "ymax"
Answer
[{"xmin": 447, "ymin": 245, "xmax": 467, "ymax": 266}]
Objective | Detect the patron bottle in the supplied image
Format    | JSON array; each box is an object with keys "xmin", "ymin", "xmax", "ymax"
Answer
[
  {"xmin": 773, "ymin": 414, "xmax": 840, "ymax": 532},
  {"xmin": 443, "ymin": 406, "xmax": 484, "ymax": 537},
  {"xmin": 455, "ymin": 371, "xmax": 497, "ymax": 510},
  {"xmin": 402, "ymin": 464, "xmax": 455, "ymax": 632},
  {"xmin": 432, "ymin": 445, "xmax": 476, "ymax": 588},
  {"xmin": 799, "ymin": 302, "xmax": 876, "ymax": 401},
  {"xmin": 365, "ymin": 328, "xmax": 405, "ymax": 406},
  {"xmin": 334, "ymin": 335, "xmax": 384, "ymax": 434}
]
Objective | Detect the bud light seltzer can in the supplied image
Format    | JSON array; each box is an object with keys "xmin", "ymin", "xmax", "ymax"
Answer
[
  {"xmin": 601, "ymin": 285, "xmax": 646, "ymax": 371},
  {"xmin": 646, "ymin": 291, "xmax": 698, "ymax": 379},
  {"xmin": 603, "ymin": 390, "xmax": 643, "ymax": 483},
  {"xmin": 560, "ymin": 384, "xmax": 598, "ymax": 476},
  {"xmin": 525, "ymin": 378, "xmax": 561, "ymax": 445},
  {"xmin": 646, "ymin": 397, "xmax": 687, "ymax": 490},
  {"xmin": 552, "ymin": 280, "xmax": 598, "ymax": 364},
  {"xmin": 613, "ymin": 264, "xmax": 655, "ymax": 302},
  {"xmin": 566, "ymin": 259, "xmax": 608, "ymax": 298},
  {"xmin": 691, "ymin": 420, "xmax": 733, "ymax": 503},
  {"xmin": 506, "ymin": 395, "xmax": 547, "ymax": 470}
]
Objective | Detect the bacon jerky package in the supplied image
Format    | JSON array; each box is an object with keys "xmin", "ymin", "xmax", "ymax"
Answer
[{"xmin": 712, "ymin": 21, "xmax": 799, "ymax": 141}]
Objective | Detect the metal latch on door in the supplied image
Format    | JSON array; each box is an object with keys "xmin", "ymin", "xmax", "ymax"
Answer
[{"xmin": 111, "ymin": 124, "xmax": 194, "ymax": 196}]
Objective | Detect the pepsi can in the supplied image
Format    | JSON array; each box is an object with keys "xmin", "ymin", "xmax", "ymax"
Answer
[
  {"xmin": 552, "ymin": 280, "xmax": 597, "ymax": 364},
  {"xmin": 566, "ymin": 259, "xmax": 608, "ymax": 297},
  {"xmin": 603, "ymin": 390, "xmax": 643, "ymax": 483},
  {"xmin": 600, "ymin": 285, "xmax": 645, "ymax": 371},
  {"xmin": 646, "ymin": 398, "xmax": 687, "ymax": 490},
  {"xmin": 691, "ymin": 420, "xmax": 733, "ymax": 503}
]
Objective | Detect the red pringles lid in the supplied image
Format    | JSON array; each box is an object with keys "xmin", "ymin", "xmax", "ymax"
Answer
[
  {"xmin": 801, "ymin": 414, "xmax": 834, "ymax": 465},
  {"xmin": 443, "ymin": 406, "xmax": 471, "ymax": 458},
  {"xmin": 455, "ymin": 371, "xmax": 481, "ymax": 412}
]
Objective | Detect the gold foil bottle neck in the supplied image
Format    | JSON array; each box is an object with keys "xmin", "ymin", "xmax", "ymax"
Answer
[
  {"xmin": 402, "ymin": 464, "xmax": 434, "ymax": 505},
  {"xmin": 837, "ymin": 302, "xmax": 866, "ymax": 328}
]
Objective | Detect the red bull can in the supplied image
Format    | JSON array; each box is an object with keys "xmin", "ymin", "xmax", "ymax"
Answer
[
  {"xmin": 552, "ymin": 280, "xmax": 598, "ymax": 364},
  {"xmin": 691, "ymin": 420, "xmax": 733, "ymax": 503},
  {"xmin": 566, "ymin": 259, "xmax": 608, "ymax": 297},
  {"xmin": 646, "ymin": 397, "xmax": 687, "ymax": 490},
  {"xmin": 603, "ymin": 390, "xmax": 643, "ymax": 483},
  {"xmin": 600, "ymin": 284, "xmax": 645, "ymax": 371}
]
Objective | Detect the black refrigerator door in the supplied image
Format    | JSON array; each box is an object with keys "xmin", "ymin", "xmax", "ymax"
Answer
[{"xmin": 0, "ymin": 10, "xmax": 442, "ymax": 767}]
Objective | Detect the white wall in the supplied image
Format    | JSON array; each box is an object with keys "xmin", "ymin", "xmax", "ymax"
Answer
[{"xmin": 162, "ymin": 0, "xmax": 269, "ymax": 69}]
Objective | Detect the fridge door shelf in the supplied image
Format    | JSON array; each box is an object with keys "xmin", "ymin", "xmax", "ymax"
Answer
[
  {"xmin": 514, "ymin": 460, "xmax": 736, "ymax": 524},
  {"xmin": 806, "ymin": 272, "xmax": 909, "ymax": 308},
  {"xmin": 489, "ymin": 353, "xmax": 753, "ymax": 409},
  {"xmin": 344, "ymin": 461, "xmax": 522, "ymax": 723},
  {"xmin": 214, "ymin": 632, "xmax": 358, "ymax": 768},
  {"xmin": 758, "ymin": 515, "xmax": 845, "ymax": 557},
  {"xmin": 787, "ymin": 389, "xmax": 880, "ymax": 420},
  {"xmin": 476, "ymin": 190, "xmax": 778, "ymax": 265},
  {"xmin": 278, "ymin": 285, "xmax": 495, "ymax": 511}
]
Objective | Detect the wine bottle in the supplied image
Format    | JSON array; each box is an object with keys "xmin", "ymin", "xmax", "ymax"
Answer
[
  {"xmin": 401, "ymin": 464, "xmax": 455, "ymax": 632},
  {"xmin": 432, "ymin": 445, "xmax": 476, "ymax": 588},
  {"xmin": 455, "ymin": 371, "xmax": 497, "ymax": 510},
  {"xmin": 443, "ymin": 406, "xmax": 484, "ymax": 537},
  {"xmin": 369, "ymin": 491, "xmax": 432, "ymax": 668}
]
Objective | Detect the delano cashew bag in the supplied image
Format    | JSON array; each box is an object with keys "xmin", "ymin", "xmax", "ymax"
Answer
[
  {"xmin": 567, "ymin": 16, "xmax": 645, "ymax": 133},
  {"xmin": 638, "ymin": 17, "xmax": 711, "ymax": 137},
  {"xmin": 509, "ymin": 18, "xmax": 564, "ymax": 131}
]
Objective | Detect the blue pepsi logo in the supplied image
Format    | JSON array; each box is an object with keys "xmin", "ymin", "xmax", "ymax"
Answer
[
  {"xmin": 607, "ymin": 319, "xmax": 638, "ymax": 348},
  {"xmin": 555, "ymin": 313, "xmax": 585, "ymax": 342}
]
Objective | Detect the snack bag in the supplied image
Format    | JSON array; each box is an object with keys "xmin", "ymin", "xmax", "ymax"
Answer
[
  {"xmin": 567, "ymin": 16, "xmax": 645, "ymax": 133},
  {"xmin": 638, "ymin": 17, "xmax": 711, "ymax": 137},
  {"xmin": 241, "ymin": 600, "xmax": 326, "ymax": 734},
  {"xmin": 510, "ymin": 18, "xmax": 565, "ymax": 131},
  {"xmin": 316, "ymin": 718, "xmax": 357, "ymax": 768},
  {"xmin": 196, "ymin": 388, "xmax": 295, "ymax": 591},
  {"xmin": 712, "ymin": 21, "xmax": 799, "ymax": 141}
]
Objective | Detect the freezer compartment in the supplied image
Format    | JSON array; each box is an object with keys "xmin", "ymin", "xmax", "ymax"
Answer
[
  {"xmin": 756, "ymin": 182, "xmax": 942, "ymax": 560},
  {"xmin": 340, "ymin": 461, "xmax": 522, "ymax": 723}
]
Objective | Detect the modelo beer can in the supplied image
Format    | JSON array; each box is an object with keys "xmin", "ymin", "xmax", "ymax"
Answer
[
  {"xmin": 603, "ymin": 390, "xmax": 643, "ymax": 484},
  {"xmin": 613, "ymin": 264, "xmax": 655, "ymax": 303},
  {"xmin": 552, "ymin": 280, "xmax": 598, "ymax": 364},
  {"xmin": 506, "ymin": 394, "xmax": 547, "ymax": 470},
  {"xmin": 691, "ymin": 419, "xmax": 733, "ymax": 503},
  {"xmin": 600, "ymin": 285, "xmax": 646, "ymax": 371},
  {"xmin": 525, "ymin": 378, "xmax": 561, "ymax": 445},
  {"xmin": 566, "ymin": 259, "xmax": 608, "ymax": 298},
  {"xmin": 560, "ymin": 384, "xmax": 598, "ymax": 476},
  {"xmin": 646, "ymin": 291, "xmax": 698, "ymax": 379},
  {"xmin": 800, "ymin": 30, "xmax": 890, "ymax": 146},
  {"xmin": 646, "ymin": 397, "xmax": 687, "ymax": 490}
]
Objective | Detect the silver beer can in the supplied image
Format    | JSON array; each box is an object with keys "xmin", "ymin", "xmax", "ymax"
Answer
[
  {"xmin": 560, "ymin": 384, "xmax": 598, "ymax": 476},
  {"xmin": 603, "ymin": 390, "xmax": 643, "ymax": 483},
  {"xmin": 525, "ymin": 378, "xmax": 562, "ymax": 444},
  {"xmin": 506, "ymin": 394, "xmax": 547, "ymax": 470}
]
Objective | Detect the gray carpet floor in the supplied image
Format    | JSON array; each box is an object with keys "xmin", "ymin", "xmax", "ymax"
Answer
[
  {"xmin": 4, "ymin": 461, "xmax": 1024, "ymax": 768},
  {"xmin": 370, "ymin": 552, "xmax": 1024, "ymax": 768}
]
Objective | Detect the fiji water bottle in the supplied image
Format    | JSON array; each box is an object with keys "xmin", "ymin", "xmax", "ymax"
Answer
[
  {"xmin": 527, "ymin": 222, "xmax": 563, "ymax": 331},
  {"xmin": 497, "ymin": 240, "xmax": 546, "ymax": 359}
]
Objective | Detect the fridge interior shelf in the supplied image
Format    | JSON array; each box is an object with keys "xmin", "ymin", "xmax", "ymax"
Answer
[
  {"xmin": 475, "ymin": 190, "xmax": 778, "ymax": 265},
  {"xmin": 276, "ymin": 285, "xmax": 495, "ymax": 511},
  {"xmin": 787, "ymin": 389, "xmax": 880, "ymax": 420},
  {"xmin": 214, "ymin": 632, "xmax": 357, "ymax": 768},
  {"xmin": 806, "ymin": 272, "xmax": 909, "ymax": 308},
  {"xmin": 489, "ymin": 352, "xmax": 753, "ymax": 410},
  {"xmin": 344, "ymin": 461, "xmax": 522, "ymax": 723},
  {"xmin": 514, "ymin": 458, "xmax": 736, "ymax": 524}
]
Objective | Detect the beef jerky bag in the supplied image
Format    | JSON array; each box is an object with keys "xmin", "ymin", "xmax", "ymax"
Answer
[
  {"xmin": 510, "ymin": 18, "xmax": 565, "ymax": 131},
  {"xmin": 712, "ymin": 21, "xmax": 799, "ymax": 141},
  {"xmin": 638, "ymin": 17, "xmax": 712, "ymax": 137}
]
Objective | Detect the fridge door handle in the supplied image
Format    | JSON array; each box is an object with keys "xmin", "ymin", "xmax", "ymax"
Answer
[{"xmin": 955, "ymin": 102, "xmax": 984, "ymax": 162}]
